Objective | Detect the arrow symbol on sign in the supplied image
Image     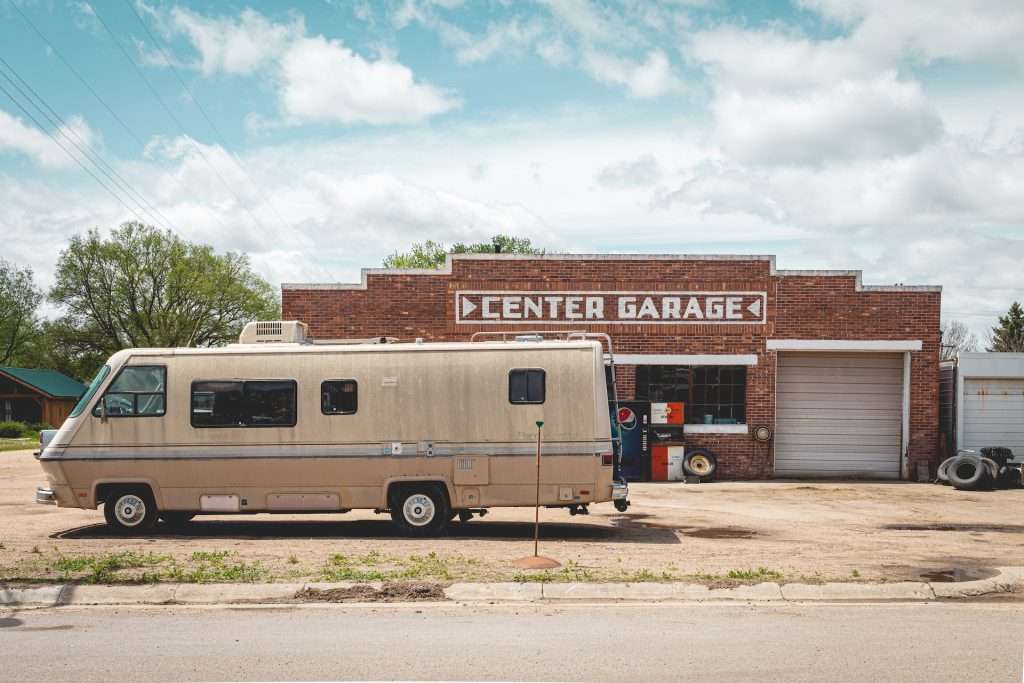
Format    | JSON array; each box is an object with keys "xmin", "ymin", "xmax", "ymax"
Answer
[
  {"xmin": 747, "ymin": 299, "xmax": 762, "ymax": 318},
  {"xmin": 461, "ymin": 297, "xmax": 478, "ymax": 318}
]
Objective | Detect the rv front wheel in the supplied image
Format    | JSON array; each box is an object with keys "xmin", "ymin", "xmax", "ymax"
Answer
[
  {"xmin": 390, "ymin": 485, "xmax": 450, "ymax": 537},
  {"xmin": 103, "ymin": 487, "xmax": 158, "ymax": 533}
]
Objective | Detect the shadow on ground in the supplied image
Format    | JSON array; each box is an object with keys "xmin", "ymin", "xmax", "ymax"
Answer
[{"xmin": 51, "ymin": 515, "xmax": 682, "ymax": 544}]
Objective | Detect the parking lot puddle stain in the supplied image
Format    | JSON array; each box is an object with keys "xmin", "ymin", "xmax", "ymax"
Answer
[
  {"xmin": 681, "ymin": 527, "xmax": 757, "ymax": 539},
  {"xmin": 918, "ymin": 567, "xmax": 998, "ymax": 582},
  {"xmin": 883, "ymin": 523, "xmax": 1024, "ymax": 534}
]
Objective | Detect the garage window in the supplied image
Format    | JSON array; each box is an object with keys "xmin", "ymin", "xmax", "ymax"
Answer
[{"xmin": 635, "ymin": 365, "xmax": 746, "ymax": 424}]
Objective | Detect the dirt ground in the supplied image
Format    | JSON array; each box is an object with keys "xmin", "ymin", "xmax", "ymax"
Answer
[{"xmin": 2, "ymin": 449, "xmax": 1023, "ymax": 585}]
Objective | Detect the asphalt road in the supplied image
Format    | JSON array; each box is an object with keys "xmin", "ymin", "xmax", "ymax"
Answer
[{"xmin": 2, "ymin": 602, "xmax": 1022, "ymax": 682}]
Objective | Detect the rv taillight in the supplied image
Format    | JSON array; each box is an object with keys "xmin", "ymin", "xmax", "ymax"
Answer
[{"xmin": 601, "ymin": 453, "xmax": 614, "ymax": 466}]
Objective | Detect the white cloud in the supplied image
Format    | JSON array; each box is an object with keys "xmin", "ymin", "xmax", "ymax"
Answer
[
  {"xmin": 688, "ymin": 26, "xmax": 880, "ymax": 90},
  {"xmin": 151, "ymin": 6, "xmax": 456, "ymax": 126},
  {"xmin": 168, "ymin": 7, "xmax": 305, "ymax": 76},
  {"xmin": 582, "ymin": 49, "xmax": 682, "ymax": 98},
  {"xmin": 279, "ymin": 36, "xmax": 459, "ymax": 125},
  {"xmin": 447, "ymin": 19, "xmax": 545, "ymax": 64},
  {"xmin": 712, "ymin": 73, "xmax": 943, "ymax": 165},
  {"xmin": 799, "ymin": 0, "xmax": 1024, "ymax": 67},
  {"xmin": 0, "ymin": 110, "xmax": 96, "ymax": 169},
  {"xmin": 596, "ymin": 155, "xmax": 663, "ymax": 188}
]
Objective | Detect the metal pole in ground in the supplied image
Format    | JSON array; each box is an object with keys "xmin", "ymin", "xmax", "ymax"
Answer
[{"xmin": 513, "ymin": 420, "xmax": 560, "ymax": 570}]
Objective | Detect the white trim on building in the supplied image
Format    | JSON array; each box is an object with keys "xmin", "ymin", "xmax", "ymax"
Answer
[{"xmin": 767, "ymin": 339, "xmax": 923, "ymax": 352}]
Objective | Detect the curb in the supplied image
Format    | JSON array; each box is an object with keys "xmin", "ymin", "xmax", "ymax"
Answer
[{"xmin": 2, "ymin": 568, "xmax": 1021, "ymax": 607}]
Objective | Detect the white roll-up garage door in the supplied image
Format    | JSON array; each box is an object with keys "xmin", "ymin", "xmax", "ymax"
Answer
[
  {"xmin": 961, "ymin": 379, "xmax": 1024, "ymax": 454},
  {"xmin": 775, "ymin": 353, "xmax": 903, "ymax": 479}
]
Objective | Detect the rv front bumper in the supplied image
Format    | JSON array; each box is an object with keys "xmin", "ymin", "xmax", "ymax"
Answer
[{"xmin": 35, "ymin": 487, "xmax": 57, "ymax": 505}]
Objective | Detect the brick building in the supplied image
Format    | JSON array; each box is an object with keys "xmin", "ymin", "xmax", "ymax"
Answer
[{"xmin": 282, "ymin": 254, "xmax": 941, "ymax": 480}]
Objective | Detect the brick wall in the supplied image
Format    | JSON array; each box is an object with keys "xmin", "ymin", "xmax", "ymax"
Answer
[{"xmin": 283, "ymin": 256, "xmax": 940, "ymax": 480}]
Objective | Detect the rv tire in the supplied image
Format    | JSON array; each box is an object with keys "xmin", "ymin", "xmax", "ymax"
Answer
[
  {"xmin": 389, "ymin": 484, "xmax": 450, "ymax": 537},
  {"xmin": 103, "ymin": 486, "xmax": 159, "ymax": 533}
]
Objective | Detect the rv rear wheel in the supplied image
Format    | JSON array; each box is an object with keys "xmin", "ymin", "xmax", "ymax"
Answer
[
  {"xmin": 390, "ymin": 485, "xmax": 450, "ymax": 537},
  {"xmin": 103, "ymin": 487, "xmax": 158, "ymax": 533}
]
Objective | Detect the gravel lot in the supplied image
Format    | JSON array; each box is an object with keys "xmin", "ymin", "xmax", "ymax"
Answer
[{"xmin": 2, "ymin": 449, "xmax": 1022, "ymax": 584}]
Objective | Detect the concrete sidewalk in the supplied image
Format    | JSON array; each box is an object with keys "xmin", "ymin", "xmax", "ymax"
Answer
[{"xmin": 2, "ymin": 567, "xmax": 1022, "ymax": 606}]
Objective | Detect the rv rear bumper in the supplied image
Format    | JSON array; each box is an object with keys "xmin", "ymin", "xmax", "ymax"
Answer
[{"xmin": 35, "ymin": 487, "xmax": 57, "ymax": 505}]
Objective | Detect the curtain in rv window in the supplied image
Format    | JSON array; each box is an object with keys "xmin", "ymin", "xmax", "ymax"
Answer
[{"xmin": 191, "ymin": 380, "xmax": 297, "ymax": 427}]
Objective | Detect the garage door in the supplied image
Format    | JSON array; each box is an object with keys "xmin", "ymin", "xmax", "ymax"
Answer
[
  {"xmin": 775, "ymin": 353, "xmax": 903, "ymax": 478},
  {"xmin": 962, "ymin": 379, "xmax": 1024, "ymax": 455}
]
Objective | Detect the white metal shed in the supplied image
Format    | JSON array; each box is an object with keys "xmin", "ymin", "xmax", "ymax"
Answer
[{"xmin": 955, "ymin": 353, "xmax": 1024, "ymax": 456}]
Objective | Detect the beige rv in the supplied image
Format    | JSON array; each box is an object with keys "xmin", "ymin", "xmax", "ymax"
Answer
[{"xmin": 35, "ymin": 322, "xmax": 627, "ymax": 535}]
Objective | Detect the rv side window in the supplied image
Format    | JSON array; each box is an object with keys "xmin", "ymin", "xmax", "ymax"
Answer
[
  {"xmin": 509, "ymin": 369, "xmax": 545, "ymax": 404},
  {"xmin": 191, "ymin": 380, "xmax": 297, "ymax": 428},
  {"xmin": 322, "ymin": 380, "xmax": 357, "ymax": 415},
  {"xmin": 92, "ymin": 365, "xmax": 166, "ymax": 417}
]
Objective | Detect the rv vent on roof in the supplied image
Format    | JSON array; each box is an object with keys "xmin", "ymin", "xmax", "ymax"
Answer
[{"xmin": 239, "ymin": 320, "xmax": 309, "ymax": 344}]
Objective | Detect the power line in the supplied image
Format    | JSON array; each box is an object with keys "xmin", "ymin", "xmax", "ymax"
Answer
[
  {"xmin": 0, "ymin": 55, "xmax": 179, "ymax": 234},
  {"xmin": 0, "ymin": 79, "xmax": 149, "ymax": 225},
  {"xmin": 89, "ymin": 3, "xmax": 274, "ymax": 234},
  {"xmin": 120, "ymin": 0, "xmax": 295, "ymax": 232},
  {"xmin": 10, "ymin": 2, "xmax": 147, "ymax": 150}
]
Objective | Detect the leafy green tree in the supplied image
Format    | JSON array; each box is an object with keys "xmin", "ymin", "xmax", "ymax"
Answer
[
  {"xmin": 988, "ymin": 301, "xmax": 1024, "ymax": 352},
  {"xmin": 383, "ymin": 234, "xmax": 544, "ymax": 269},
  {"xmin": 49, "ymin": 222, "xmax": 279, "ymax": 378},
  {"xmin": 0, "ymin": 259, "xmax": 43, "ymax": 365}
]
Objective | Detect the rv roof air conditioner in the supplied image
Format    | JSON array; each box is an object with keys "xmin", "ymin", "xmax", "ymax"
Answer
[{"xmin": 239, "ymin": 320, "xmax": 310, "ymax": 344}]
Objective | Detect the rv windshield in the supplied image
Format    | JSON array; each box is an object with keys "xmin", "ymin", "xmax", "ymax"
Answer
[{"xmin": 69, "ymin": 365, "xmax": 111, "ymax": 418}]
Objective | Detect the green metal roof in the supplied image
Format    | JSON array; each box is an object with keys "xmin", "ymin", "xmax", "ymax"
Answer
[{"xmin": 0, "ymin": 366, "xmax": 87, "ymax": 399}]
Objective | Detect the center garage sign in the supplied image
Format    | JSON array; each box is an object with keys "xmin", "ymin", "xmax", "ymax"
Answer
[{"xmin": 455, "ymin": 291, "xmax": 766, "ymax": 325}]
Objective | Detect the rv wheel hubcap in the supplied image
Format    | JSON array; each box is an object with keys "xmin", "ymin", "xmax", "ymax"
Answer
[
  {"xmin": 403, "ymin": 494, "xmax": 435, "ymax": 527},
  {"xmin": 115, "ymin": 494, "xmax": 146, "ymax": 527}
]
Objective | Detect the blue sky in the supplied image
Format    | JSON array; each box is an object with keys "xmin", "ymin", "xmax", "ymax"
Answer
[{"xmin": 0, "ymin": 0, "xmax": 1022, "ymax": 338}]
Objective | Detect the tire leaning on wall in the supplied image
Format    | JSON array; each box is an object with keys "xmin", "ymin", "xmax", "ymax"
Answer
[
  {"xmin": 683, "ymin": 449, "xmax": 718, "ymax": 482},
  {"xmin": 947, "ymin": 454, "xmax": 987, "ymax": 491}
]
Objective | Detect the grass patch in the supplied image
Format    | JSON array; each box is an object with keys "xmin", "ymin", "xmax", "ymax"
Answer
[
  {"xmin": 321, "ymin": 551, "xmax": 480, "ymax": 583},
  {"xmin": 54, "ymin": 552, "xmax": 169, "ymax": 584},
  {"xmin": 0, "ymin": 438, "xmax": 35, "ymax": 452}
]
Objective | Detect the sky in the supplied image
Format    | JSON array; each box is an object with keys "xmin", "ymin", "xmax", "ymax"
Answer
[{"xmin": 0, "ymin": 0, "xmax": 1022, "ymax": 338}]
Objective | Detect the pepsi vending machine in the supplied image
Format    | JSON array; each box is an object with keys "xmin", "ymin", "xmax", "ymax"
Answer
[
  {"xmin": 612, "ymin": 402, "xmax": 651, "ymax": 481},
  {"xmin": 612, "ymin": 401, "xmax": 685, "ymax": 482}
]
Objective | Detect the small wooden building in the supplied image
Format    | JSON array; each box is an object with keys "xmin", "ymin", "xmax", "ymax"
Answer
[{"xmin": 0, "ymin": 366, "xmax": 86, "ymax": 427}]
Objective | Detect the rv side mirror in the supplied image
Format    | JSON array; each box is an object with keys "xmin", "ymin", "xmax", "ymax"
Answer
[{"xmin": 99, "ymin": 396, "xmax": 108, "ymax": 423}]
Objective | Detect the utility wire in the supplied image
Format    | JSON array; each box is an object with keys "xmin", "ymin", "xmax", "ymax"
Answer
[
  {"xmin": 11, "ymin": 2, "xmax": 147, "ymax": 150},
  {"xmin": 10, "ymin": 2, "xmax": 232, "ymax": 232},
  {"xmin": 0, "ymin": 55, "xmax": 178, "ymax": 233},
  {"xmin": 120, "ymin": 0, "xmax": 294, "ymax": 232},
  {"xmin": 0, "ymin": 79, "xmax": 149, "ymax": 225},
  {"xmin": 89, "ymin": 3, "xmax": 271, "ymax": 233}
]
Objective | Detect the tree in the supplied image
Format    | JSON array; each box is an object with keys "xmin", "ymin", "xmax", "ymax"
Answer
[
  {"xmin": 49, "ymin": 222, "xmax": 280, "ymax": 378},
  {"xmin": 988, "ymin": 301, "xmax": 1024, "ymax": 352},
  {"xmin": 939, "ymin": 320, "xmax": 979, "ymax": 361},
  {"xmin": 0, "ymin": 259, "xmax": 43, "ymax": 365},
  {"xmin": 383, "ymin": 234, "xmax": 544, "ymax": 269}
]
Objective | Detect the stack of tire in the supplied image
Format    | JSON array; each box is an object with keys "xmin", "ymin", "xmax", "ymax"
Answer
[{"xmin": 937, "ymin": 447, "xmax": 1021, "ymax": 491}]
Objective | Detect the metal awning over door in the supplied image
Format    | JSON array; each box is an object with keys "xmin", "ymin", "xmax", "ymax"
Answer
[{"xmin": 775, "ymin": 353, "xmax": 903, "ymax": 479}]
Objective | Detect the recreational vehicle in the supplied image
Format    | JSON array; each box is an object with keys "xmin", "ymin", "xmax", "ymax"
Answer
[{"xmin": 35, "ymin": 322, "xmax": 628, "ymax": 535}]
